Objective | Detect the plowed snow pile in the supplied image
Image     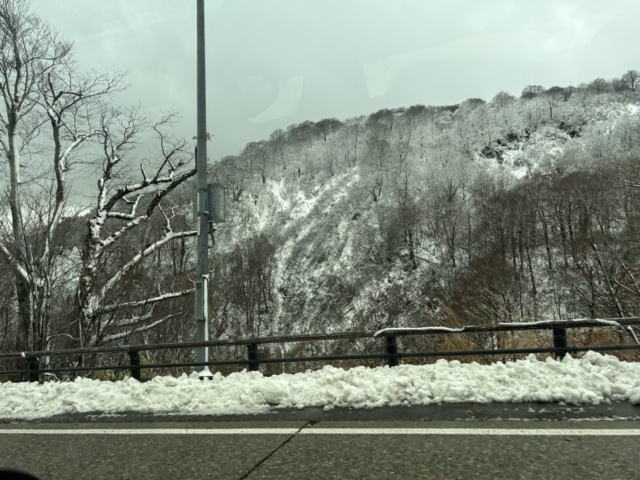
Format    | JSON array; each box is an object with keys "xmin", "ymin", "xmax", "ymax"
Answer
[{"xmin": 3, "ymin": 352, "xmax": 640, "ymax": 420}]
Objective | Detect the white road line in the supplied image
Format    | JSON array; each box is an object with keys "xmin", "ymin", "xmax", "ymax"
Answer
[
  {"xmin": 301, "ymin": 428, "xmax": 640, "ymax": 436},
  {"xmin": 0, "ymin": 429, "xmax": 300, "ymax": 435},
  {"xmin": 1, "ymin": 428, "xmax": 640, "ymax": 436}
]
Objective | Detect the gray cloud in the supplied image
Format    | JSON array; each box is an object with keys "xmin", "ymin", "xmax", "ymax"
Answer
[{"xmin": 33, "ymin": 0, "xmax": 640, "ymax": 163}]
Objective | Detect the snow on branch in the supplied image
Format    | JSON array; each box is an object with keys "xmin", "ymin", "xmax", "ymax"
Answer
[
  {"xmin": 106, "ymin": 194, "xmax": 143, "ymax": 220},
  {"xmin": 105, "ymin": 311, "xmax": 154, "ymax": 329},
  {"xmin": 86, "ymin": 110, "xmax": 195, "ymax": 256},
  {"xmin": 100, "ymin": 313, "xmax": 180, "ymax": 344},
  {"xmin": 0, "ymin": 240, "xmax": 30, "ymax": 282},
  {"xmin": 619, "ymin": 176, "xmax": 640, "ymax": 190},
  {"xmin": 106, "ymin": 167, "xmax": 195, "ymax": 213},
  {"xmin": 94, "ymin": 174, "xmax": 194, "ymax": 255},
  {"xmin": 98, "ymin": 229, "xmax": 196, "ymax": 305},
  {"xmin": 98, "ymin": 113, "xmax": 194, "ymax": 217},
  {"xmin": 98, "ymin": 289, "xmax": 194, "ymax": 315}
]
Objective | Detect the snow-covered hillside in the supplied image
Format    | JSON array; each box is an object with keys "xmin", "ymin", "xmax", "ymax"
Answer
[
  {"xmin": 202, "ymin": 87, "xmax": 640, "ymax": 355},
  {"xmin": 3, "ymin": 69, "xmax": 640, "ymax": 363}
]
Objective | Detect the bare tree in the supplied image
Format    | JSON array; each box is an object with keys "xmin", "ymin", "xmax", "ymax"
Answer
[
  {"xmin": 0, "ymin": 0, "xmax": 124, "ymax": 350},
  {"xmin": 213, "ymin": 155, "xmax": 247, "ymax": 202},
  {"xmin": 75, "ymin": 109, "xmax": 196, "ymax": 347},
  {"xmin": 621, "ymin": 70, "xmax": 640, "ymax": 91},
  {"xmin": 491, "ymin": 91, "xmax": 516, "ymax": 109},
  {"xmin": 0, "ymin": 1, "xmax": 198, "ymax": 354},
  {"xmin": 521, "ymin": 85, "xmax": 545, "ymax": 99},
  {"xmin": 542, "ymin": 87, "xmax": 565, "ymax": 119},
  {"xmin": 242, "ymin": 140, "xmax": 270, "ymax": 183}
]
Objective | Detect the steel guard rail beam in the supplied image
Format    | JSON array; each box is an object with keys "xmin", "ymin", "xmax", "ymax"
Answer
[
  {"xmin": 1, "ymin": 318, "xmax": 639, "ymax": 360},
  {"xmin": 1, "ymin": 317, "xmax": 640, "ymax": 380}
]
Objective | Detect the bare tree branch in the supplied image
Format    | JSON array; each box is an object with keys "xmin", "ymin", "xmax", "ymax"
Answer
[{"xmin": 100, "ymin": 313, "xmax": 180, "ymax": 344}]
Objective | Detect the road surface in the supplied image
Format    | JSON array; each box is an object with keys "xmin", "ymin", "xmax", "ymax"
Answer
[{"xmin": 1, "ymin": 416, "xmax": 639, "ymax": 479}]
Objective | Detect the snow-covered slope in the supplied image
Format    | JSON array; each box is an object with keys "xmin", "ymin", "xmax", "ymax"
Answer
[{"xmin": 202, "ymin": 92, "xmax": 640, "ymax": 345}]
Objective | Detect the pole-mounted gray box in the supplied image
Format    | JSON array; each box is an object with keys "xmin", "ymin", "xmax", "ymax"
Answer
[
  {"xmin": 207, "ymin": 182, "xmax": 225, "ymax": 222},
  {"xmin": 193, "ymin": 183, "xmax": 226, "ymax": 223}
]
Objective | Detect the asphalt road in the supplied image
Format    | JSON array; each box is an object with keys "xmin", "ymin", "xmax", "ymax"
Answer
[
  {"xmin": 17, "ymin": 401, "xmax": 640, "ymax": 424},
  {"xmin": 1, "ymin": 419, "xmax": 640, "ymax": 480}
]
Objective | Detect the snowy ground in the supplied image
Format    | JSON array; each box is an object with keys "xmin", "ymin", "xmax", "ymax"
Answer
[{"xmin": 2, "ymin": 352, "xmax": 640, "ymax": 421}]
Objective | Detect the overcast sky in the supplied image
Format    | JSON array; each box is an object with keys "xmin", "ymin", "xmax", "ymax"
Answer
[{"xmin": 32, "ymin": 0, "xmax": 640, "ymax": 162}]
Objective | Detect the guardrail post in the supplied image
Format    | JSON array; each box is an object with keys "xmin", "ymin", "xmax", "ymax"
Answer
[
  {"xmin": 247, "ymin": 343, "xmax": 259, "ymax": 372},
  {"xmin": 26, "ymin": 356, "xmax": 39, "ymax": 382},
  {"xmin": 385, "ymin": 334, "xmax": 400, "ymax": 367},
  {"xmin": 553, "ymin": 327, "xmax": 568, "ymax": 360},
  {"xmin": 128, "ymin": 349, "xmax": 141, "ymax": 381}
]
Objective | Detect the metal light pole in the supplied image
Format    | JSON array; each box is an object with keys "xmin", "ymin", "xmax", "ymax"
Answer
[{"xmin": 195, "ymin": 0, "xmax": 212, "ymax": 378}]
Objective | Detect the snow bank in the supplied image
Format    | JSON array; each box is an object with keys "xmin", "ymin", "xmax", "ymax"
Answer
[{"xmin": 3, "ymin": 352, "xmax": 640, "ymax": 420}]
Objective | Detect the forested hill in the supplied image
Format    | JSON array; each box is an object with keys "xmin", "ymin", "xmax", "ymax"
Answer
[
  {"xmin": 205, "ymin": 73, "xmax": 640, "ymax": 341},
  {"xmin": 4, "ymin": 68, "xmax": 640, "ymax": 356}
]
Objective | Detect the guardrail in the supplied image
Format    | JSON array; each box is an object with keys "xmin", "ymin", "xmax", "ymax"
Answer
[{"xmin": 2, "ymin": 318, "xmax": 640, "ymax": 382}]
